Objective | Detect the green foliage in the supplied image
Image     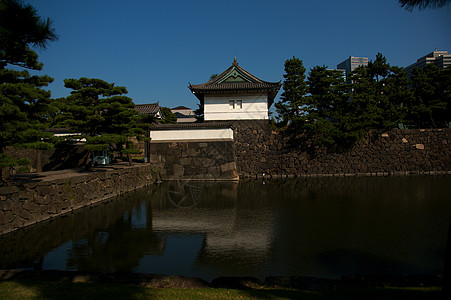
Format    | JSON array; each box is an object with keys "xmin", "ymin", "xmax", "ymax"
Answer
[
  {"xmin": 302, "ymin": 66, "xmax": 351, "ymax": 145},
  {"xmin": 0, "ymin": 0, "xmax": 57, "ymax": 70},
  {"xmin": 53, "ymin": 78, "xmax": 149, "ymax": 167},
  {"xmin": 276, "ymin": 53, "xmax": 416, "ymax": 149},
  {"xmin": 54, "ymin": 78, "xmax": 131, "ymax": 136},
  {"xmin": 275, "ymin": 57, "xmax": 307, "ymax": 127},
  {"xmin": 408, "ymin": 64, "xmax": 450, "ymax": 128},
  {"xmin": 194, "ymin": 102, "xmax": 204, "ymax": 122},
  {"xmin": 349, "ymin": 54, "xmax": 411, "ymax": 131},
  {"xmin": 0, "ymin": 0, "xmax": 57, "ymax": 181},
  {"xmin": 158, "ymin": 106, "xmax": 177, "ymax": 124},
  {"xmin": 0, "ymin": 153, "xmax": 29, "ymax": 168}
]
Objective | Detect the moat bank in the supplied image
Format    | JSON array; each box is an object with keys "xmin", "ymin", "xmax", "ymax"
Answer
[
  {"xmin": 0, "ymin": 163, "xmax": 157, "ymax": 235},
  {"xmin": 148, "ymin": 123, "xmax": 451, "ymax": 179}
]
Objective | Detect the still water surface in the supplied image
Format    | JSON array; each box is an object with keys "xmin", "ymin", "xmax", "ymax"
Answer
[{"xmin": 1, "ymin": 176, "xmax": 450, "ymax": 281}]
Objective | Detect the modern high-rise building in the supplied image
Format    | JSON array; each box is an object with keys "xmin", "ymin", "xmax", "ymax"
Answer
[
  {"xmin": 337, "ymin": 56, "xmax": 368, "ymax": 80},
  {"xmin": 404, "ymin": 49, "xmax": 451, "ymax": 78}
]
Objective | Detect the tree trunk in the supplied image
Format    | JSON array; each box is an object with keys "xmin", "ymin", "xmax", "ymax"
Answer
[
  {"xmin": 430, "ymin": 114, "xmax": 437, "ymax": 128},
  {"xmin": 127, "ymin": 153, "xmax": 133, "ymax": 166},
  {"xmin": 84, "ymin": 151, "xmax": 93, "ymax": 171}
]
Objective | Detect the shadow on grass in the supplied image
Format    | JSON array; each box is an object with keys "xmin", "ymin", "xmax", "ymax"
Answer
[
  {"xmin": 0, "ymin": 279, "xmax": 444, "ymax": 300},
  {"xmin": 0, "ymin": 280, "xmax": 155, "ymax": 300},
  {"xmin": 238, "ymin": 287, "xmax": 442, "ymax": 300}
]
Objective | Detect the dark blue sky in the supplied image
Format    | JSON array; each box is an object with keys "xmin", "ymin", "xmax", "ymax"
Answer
[{"xmin": 28, "ymin": 0, "xmax": 451, "ymax": 109}]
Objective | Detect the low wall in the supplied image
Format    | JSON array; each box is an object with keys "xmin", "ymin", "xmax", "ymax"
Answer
[
  {"xmin": 232, "ymin": 121, "xmax": 451, "ymax": 177},
  {"xmin": 0, "ymin": 164, "xmax": 156, "ymax": 235}
]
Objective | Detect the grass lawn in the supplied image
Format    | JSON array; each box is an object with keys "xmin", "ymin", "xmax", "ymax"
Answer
[{"xmin": 0, "ymin": 280, "xmax": 443, "ymax": 300}]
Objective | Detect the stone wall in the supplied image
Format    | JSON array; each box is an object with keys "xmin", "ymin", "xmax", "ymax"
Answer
[
  {"xmin": 5, "ymin": 144, "xmax": 89, "ymax": 172},
  {"xmin": 0, "ymin": 164, "xmax": 156, "ymax": 235},
  {"xmin": 232, "ymin": 121, "xmax": 451, "ymax": 177},
  {"xmin": 149, "ymin": 141, "xmax": 238, "ymax": 180}
]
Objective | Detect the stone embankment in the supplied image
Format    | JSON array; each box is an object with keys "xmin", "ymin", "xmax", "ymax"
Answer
[
  {"xmin": 232, "ymin": 121, "xmax": 451, "ymax": 178},
  {"xmin": 0, "ymin": 163, "xmax": 157, "ymax": 235}
]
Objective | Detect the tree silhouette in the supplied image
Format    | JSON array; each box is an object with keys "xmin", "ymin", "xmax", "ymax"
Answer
[{"xmin": 399, "ymin": 0, "xmax": 451, "ymax": 10}]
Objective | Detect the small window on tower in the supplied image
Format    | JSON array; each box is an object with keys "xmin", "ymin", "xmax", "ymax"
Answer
[
  {"xmin": 236, "ymin": 100, "xmax": 242, "ymax": 109},
  {"xmin": 229, "ymin": 100, "xmax": 235, "ymax": 110}
]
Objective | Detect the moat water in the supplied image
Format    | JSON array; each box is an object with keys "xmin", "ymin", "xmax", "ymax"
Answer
[{"xmin": 1, "ymin": 176, "xmax": 450, "ymax": 281}]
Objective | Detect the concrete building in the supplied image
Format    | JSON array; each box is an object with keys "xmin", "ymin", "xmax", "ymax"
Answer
[
  {"xmin": 337, "ymin": 56, "xmax": 368, "ymax": 80},
  {"xmin": 404, "ymin": 49, "xmax": 451, "ymax": 78},
  {"xmin": 171, "ymin": 106, "xmax": 196, "ymax": 123}
]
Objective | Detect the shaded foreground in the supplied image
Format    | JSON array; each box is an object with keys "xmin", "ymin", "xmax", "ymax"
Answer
[
  {"xmin": 0, "ymin": 279, "xmax": 442, "ymax": 300},
  {"xmin": 0, "ymin": 270, "xmax": 443, "ymax": 299}
]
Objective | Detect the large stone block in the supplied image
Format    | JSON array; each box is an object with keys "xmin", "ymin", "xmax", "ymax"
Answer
[
  {"xmin": 173, "ymin": 164, "xmax": 184, "ymax": 176},
  {"xmin": 180, "ymin": 157, "xmax": 193, "ymax": 166},
  {"xmin": 221, "ymin": 162, "xmax": 237, "ymax": 172}
]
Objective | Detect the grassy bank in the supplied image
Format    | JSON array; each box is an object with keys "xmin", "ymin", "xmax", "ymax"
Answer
[{"xmin": 0, "ymin": 280, "xmax": 442, "ymax": 300}]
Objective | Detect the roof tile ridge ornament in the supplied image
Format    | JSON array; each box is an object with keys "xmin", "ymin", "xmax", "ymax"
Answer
[{"xmin": 233, "ymin": 56, "xmax": 238, "ymax": 66}]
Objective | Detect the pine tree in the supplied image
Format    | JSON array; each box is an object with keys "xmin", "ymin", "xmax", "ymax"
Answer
[
  {"xmin": 0, "ymin": 0, "xmax": 57, "ymax": 183},
  {"xmin": 305, "ymin": 66, "xmax": 350, "ymax": 145},
  {"xmin": 275, "ymin": 57, "xmax": 307, "ymax": 127},
  {"xmin": 399, "ymin": 0, "xmax": 451, "ymax": 10},
  {"xmin": 349, "ymin": 53, "xmax": 410, "ymax": 131},
  {"xmin": 408, "ymin": 64, "xmax": 451, "ymax": 128},
  {"xmin": 55, "ymin": 78, "xmax": 148, "ymax": 167}
]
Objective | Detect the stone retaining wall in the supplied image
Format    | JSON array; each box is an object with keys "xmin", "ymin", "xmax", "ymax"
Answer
[
  {"xmin": 149, "ymin": 141, "xmax": 239, "ymax": 180},
  {"xmin": 231, "ymin": 121, "xmax": 451, "ymax": 178},
  {"xmin": 0, "ymin": 164, "xmax": 156, "ymax": 235}
]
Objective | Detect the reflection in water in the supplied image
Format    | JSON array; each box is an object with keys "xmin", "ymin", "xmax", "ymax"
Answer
[{"xmin": 1, "ymin": 176, "xmax": 450, "ymax": 281}]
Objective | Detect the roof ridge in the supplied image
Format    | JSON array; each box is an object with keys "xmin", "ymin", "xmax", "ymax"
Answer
[
  {"xmin": 135, "ymin": 102, "xmax": 159, "ymax": 106},
  {"xmin": 189, "ymin": 61, "xmax": 279, "ymax": 89}
]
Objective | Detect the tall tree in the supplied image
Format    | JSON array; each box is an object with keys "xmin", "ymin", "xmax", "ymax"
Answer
[
  {"xmin": 350, "ymin": 53, "xmax": 410, "ymax": 131},
  {"xmin": 55, "ymin": 78, "xmax": 148, "ymax": 167},
  {"xmin": 303, "ymin": 66, "xmax": 350, "ymax": 145},
  {"xmin": 0, "ymin": 0, "xmax": 57, "ymax": 183},
  {"xmin": 408, "ymin": 64, "xmax": 451, "ymax": 128},
  {"xmin": 275, "ymin": 57, "xmax": 307, "ymax": 127},
  {"xmin": 399, "ymin": 0, "xmax": 451, "ymax": 10}
]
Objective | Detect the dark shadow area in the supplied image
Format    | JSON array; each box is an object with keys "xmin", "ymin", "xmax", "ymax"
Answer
[
  {"xmin": 8, "ymin": 173, "xmax": 46, "ymax": 184},
  {"xmin": 0, "ymin": 271, "xmax": 443, "ymax": 300},
  {"xmin": 43, "ymin": 144, "xmax": 89, "ymax": 172}
]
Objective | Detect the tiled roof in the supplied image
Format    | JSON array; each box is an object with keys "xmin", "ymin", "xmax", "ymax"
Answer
[
  {"xmin": 172, "ymin": 106, "xmax": 192, "ymax": 110},
  {"xmin": 188, "ymin": 59, "xmax": 281, "ymax": 93},
  {"xmin": 135, "ymin": 102, "xmax": 160, "ymax": 115}
]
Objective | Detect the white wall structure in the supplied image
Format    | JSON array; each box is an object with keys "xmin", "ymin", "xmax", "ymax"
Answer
[
  {"xmin": 150, "ymin": 127, "xmax": 233, "ymax": 142},
  {"xmin": 204, "ymin": 93, "xmax": 269, "ymax": 121},
  {"xmin": 189, "ymin": 58, "xmax": 281, "ymax": 121}
]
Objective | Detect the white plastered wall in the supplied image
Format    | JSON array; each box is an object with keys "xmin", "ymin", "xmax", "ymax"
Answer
[
  {"xmin": 204, "ymin": 93, "xmax": 269, "ymax": 121},
  {"xmin": 150, "ymin": 128, "xmax": 233, "ymax": 142}
]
